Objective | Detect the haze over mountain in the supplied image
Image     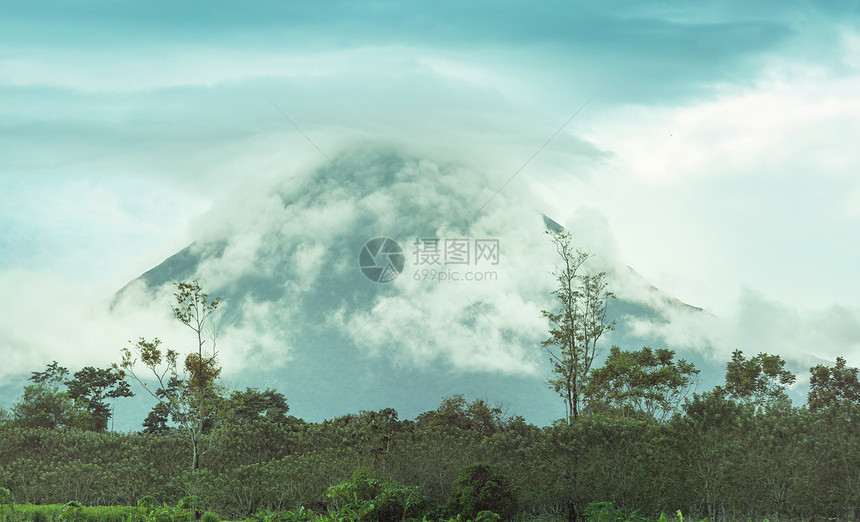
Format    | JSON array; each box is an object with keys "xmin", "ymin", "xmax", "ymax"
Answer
[
  {"xmin": 3, "ymin": 1, "xmax": 860, "ymax": 431},
  {"xmin": 106, "ymin": 147, "xmax": 743, "ymax": 428}
]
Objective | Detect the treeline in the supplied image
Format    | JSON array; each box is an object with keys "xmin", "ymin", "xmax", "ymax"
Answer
[
  {"xmin": 2, "ymin": 279, "xmax": 859, "ymax": 520},
  {"xmin": 1, "ymin": 391, "xmax": 859, "ymax": 520}
]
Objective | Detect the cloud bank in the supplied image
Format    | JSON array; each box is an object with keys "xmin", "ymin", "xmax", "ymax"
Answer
[{"xmin": 2, "ymin": 1, "xmax": 860, "ymax": 420}]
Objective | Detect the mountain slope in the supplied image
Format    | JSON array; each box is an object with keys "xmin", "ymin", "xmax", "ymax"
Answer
[{"xmin": 113, "ymin": 147, "xmax": 725, "ymax": 426}]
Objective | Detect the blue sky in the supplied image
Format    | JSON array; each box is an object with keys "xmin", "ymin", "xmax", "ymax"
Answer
[{"xmin": 1, "ymin": 1, "xmax": 860, "ymax": 396}]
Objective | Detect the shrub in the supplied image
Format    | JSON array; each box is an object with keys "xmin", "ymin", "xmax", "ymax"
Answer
[
  {"xmin": 447, "ymin": 463, "xmax": 517, "ymax": 521},
  {"xmin": 0, "ymin": 489, "xmax": 12, "ymax": 507},
  {"xmin": 326, "ymin": 467, "xmax": 431, "ymax": 521},
  {"xmin": 583, "ymin": 501, "xmax": 627, "ymax": 522},
  {"xmin": 200, "ymin": 513, "xmax": 220, "ymax": 522},
  {"xmin": 78, "ymin": 506, "xmax": 139, "ymax": 522},
  {"xmin": 279, "ymin": 507, "xmax": 314, "ymax": 521},
  {"xmin": 0, "ymin": 504, "xmax": 61, "ymax": 522}
]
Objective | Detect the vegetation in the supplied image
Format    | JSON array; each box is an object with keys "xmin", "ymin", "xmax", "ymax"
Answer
[
  {"xmin": 715, "ymin": 349, "xmax": 796, "ymax": 408},
  {"xmin": 541, "ymin": 230, "xmax": 615, "ymax": 421},
  {"xmin": 447, "ymin": 463, "xmax": 516, "ymax": 520},
  {"xmin": 119, "ymin": 281, "xmax": 225, "ymax": 472},
  {"xmin": 584, "ymin": 347, "xmax": 699, "ymax": 422},
  {"xmin": 1, "ymin": 273, "xmax": 858, "ymax": 521},
  {"xmin": 1, "ymin": 385, "xmax": 858, "ymax": 520}
]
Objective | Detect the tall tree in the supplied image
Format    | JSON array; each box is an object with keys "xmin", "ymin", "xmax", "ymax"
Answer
[
  {"xmin": 584, "ymin": 346, "xmax": 699, "ymax": 422},
  {"xmin": 807, "ymin": 357, "xmax": 860, "ymax": 411},
  {"xmin": 541, "ymin": 230, "xmax": 615, "ymax": 421},
  {"xmin": 716, "ymin": 349, "xmax": 796, "ymax": 408},
  {"xmin": 64, "ymin": 366, "xmax": 133, "ymax": 431},
  {"xmin": 119, "ymin": 281, "xmax": 224, "ymax": 471}
]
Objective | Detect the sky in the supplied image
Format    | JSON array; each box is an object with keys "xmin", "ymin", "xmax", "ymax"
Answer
[{"xmin": 2, "ymin": 1, "xmax": 860, "ymax": 411}]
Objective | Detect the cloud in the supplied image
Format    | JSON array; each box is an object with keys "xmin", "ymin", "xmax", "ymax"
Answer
[
  {"xmin": 3, "ymin": 0, "xmax": 860, "ymax": 419},
  {"xmin": 0, "ymin": 270, "xmax": 181, "ymax": 381},
  {"xmin": 167, "ymin": 150, "xmax": 560, "ymax": 375},
  {"xmin": 216, "ymin": 297, "xmax": 296, "ymax": 376},
  {"xmin": 527, "ymin": 31, "xmax": 860, "ymax": 317},
  {"xmin": 627, "ymin": 287, "xmax": 860, "ymax": 369}
]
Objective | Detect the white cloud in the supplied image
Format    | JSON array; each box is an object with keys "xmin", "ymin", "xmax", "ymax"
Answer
[
  {"xmin": 217, "ymin": 297, "xmax": 296, "ymax": 376},
  {"xmin": 3, "ymin": 9, "xmax": 860, "ymax": 407},
  {"xmin": 628, "ymin": 287, "xmax": 860, "ymax": 368},
  {"xmin": 527, "ymin": 39, "xmax": 860, "ymax": 318},
  {"xmin": 0, "ymin": 270, "xmax": 180, "ymax": 380}
]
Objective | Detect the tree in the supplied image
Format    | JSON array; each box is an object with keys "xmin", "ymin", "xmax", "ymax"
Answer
[
  {"xmin": 119, "ymin": 281, "xmax": 224, "ymax": 471},
  {"xmin": 416, "ymin": 394, "xmax": 511, "ymax": 435},
  {"xmin": 64, "ymin": 366, "xmax": 133, "ymax": 431},
  {"xmin": 584, "ymin": 346, "xmax": 699, "ymax": 422},
  {"xmin": 29, "ymin": 360, "xmax": 69, "ymax": 384},
  {"xmin": 11, "ymin": 361, "xmax": 90, "ymax": 430},
  {"xmin": 541, "ymin": 230, "xmax": 615, "ymax": 421},
  {"xmin": 143, "ymin": 401, "xmax": 172, "ymax": 434},
  {"xmin": 12, "ymin": 361, "xmax": 131, "ymax": 432},
  {"xmin": 807, "ymin": 357, "xmax": 860, "ymax": 411},
  {"xmin": 673, "ymin": 391, "xmax": 753, "ymax": 519},
  {"xmin": 447, "ymin": 462, "xmax": 518, "ymax": 520},
  {"xmin": 226, "ymin": 387, "xmax": 289, "ymax": 425},
  {"xmin": 716, "ymin": 349, "xmax": 796, "ymax": 408}
]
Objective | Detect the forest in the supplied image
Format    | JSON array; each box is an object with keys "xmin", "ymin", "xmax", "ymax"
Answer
[
  {"xmin": 1, "ymin": 235, "xmax": 859, "ymax": 521},
  {"xmin": 1, "ymin": 375, "xmax": 859, "ymax": 521}
]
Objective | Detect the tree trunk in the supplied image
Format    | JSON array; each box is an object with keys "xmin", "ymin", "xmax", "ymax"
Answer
[{"xmin": 192, "ymin": 438, "xmax": 200, "ymax": 471}]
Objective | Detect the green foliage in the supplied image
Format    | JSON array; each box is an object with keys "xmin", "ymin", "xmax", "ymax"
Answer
[
  {"xmin": 9, "ymin": 363, "xmax": 93, "ymax": 430},
  {"xmin": 29, "ymin": 362, "xmax": 69, "ymax": 386},
  {"xmin": 277, "ymin": 507, "xmax": 315, "ymax": 521},
  {"xmin": 226, "ymin": 388, "xmax": 290, "ymax": 425},
  {"xmin": 77, "ymin": 505, "xmax": 139, "ymax": 522},
  {"xmin": 246, "ymin": 511, "xmax": 283, "ymax": 522},
  {"xmin": 326, "ymin": 467, "xmax": 430, "ymax": 521},
  {"xmin": 4, "ymin": 366, "xmax": 860, "ymax": 521},
  {"xmin": 415, "ymin": 396, "xmax": 513, "ymax": 435},
  {"xmin": 447, "ymin": 463, "xmax": 517, "ymax": 521},
  {"xmin": 128, "ymin": 496, "xmax": 194, "ymax": 522},
  {"xmin": 143, "ymin": 403, "xmax": 172, "ymax": 435},
  {"xmin": 0, "ymin": 504, "xmax": 63, "ymax": 522},
  {"xmin": 808, "ymin": 356, "xmax": 860, "ymax": 411},
  {"xmin": 0, "ymin": 504, "xmax": 141, "ymax": 522},
  {"xmin": 583, "ymin": 501, "xmax": 627, "ymax": 521},
  {"xmin": 199, "ymin": 513, "xmax": 220, "ymax": 522},
  {"xmin": 541, "ymin": 229, "xmax": 615, "ymax": 420},
  {"xmin": 58, "ymin": 502, "xmax": 83, "ymax": 522},
  {"xmin": 717, "ymin": 350, "xmax": 796, "ymax": 407},
  {"xmin": 119, "ymin": 281, "xmax": 226, "ymax": 472},
  {"xmin": 0, "ymin": 488, "xmax": 12, "ymax": 507},
  {"xmin": 581, "ymin": 503, "xmax": 703, "ymax": 522},
  {"xmin": 64, "ymin": 366, "xmax": 134, "ymax": 432},
  {"xmin": 585, "ymin": 346, "xmax": 699, "ymax": 422}
]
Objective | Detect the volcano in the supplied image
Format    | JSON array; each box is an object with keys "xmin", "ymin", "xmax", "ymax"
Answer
[{"xmin": 112, "ymin": 147, "xmax": 722, "ymax": 426}]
